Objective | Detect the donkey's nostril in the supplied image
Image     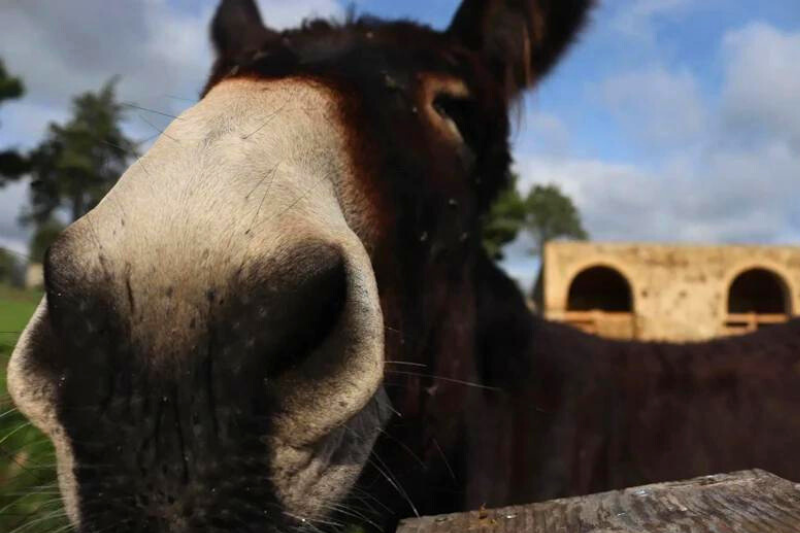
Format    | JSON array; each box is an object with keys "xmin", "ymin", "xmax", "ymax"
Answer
[
  {"xmin": 262, "ymin": 243, "xmax": 348, "ymax": 377},
  {"xmin": 39, "ymin": 232, "xmax": 353, "ymax": 381}
]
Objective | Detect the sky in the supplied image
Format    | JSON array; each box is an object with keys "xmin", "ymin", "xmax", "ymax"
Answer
[{"xmin": 1, "ymin": 0, "xmax": 799, "ymax": 289}]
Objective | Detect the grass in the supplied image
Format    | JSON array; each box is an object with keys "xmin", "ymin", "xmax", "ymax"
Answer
[
  {"xmin": 0, "ymin": 284, "xmax": 69, "ymax": 533},
  {"xmin": 0, "ymin": 285, "xmax": 42, "ymax": 335}
]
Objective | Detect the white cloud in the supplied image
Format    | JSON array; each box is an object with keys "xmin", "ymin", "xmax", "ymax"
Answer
[
  {"xmin": 256, "ymin": 0, "xmax": 345, "ymax": 29},
  {"xmin": 0, "ymin": 0, "xmax": 345, "ymax": 109},
  {"xmin": 0, "ymin": 0, "xmax": 347, "ymax": 147},
  {"xmin": 513, "ymin": 135, "xmax": 800, "ymax": 250},
  {"xmin": 514, "ymin": 110, "xmax": 572, "ymax": 156},
  {"xmin": 721, "ymin": 22, "xmax": 800, "ymax": 148},
  {"xmin": 0, "ymin": 2, "xmax": 199, "ymax": 109},
  {"xmin": 509, "ymin": 20, "xmax": 800, "ymax": 260},
  {"xmin": 597, "ymin": 66, "xmax": 708, "ymax": 148},
  {"xmin": 610, "ymin": 0, "xmax": 694, "ymax": 44},
  {"xmin": 0, "ymin": 0, "xmax": 347, "ymax": 251}
]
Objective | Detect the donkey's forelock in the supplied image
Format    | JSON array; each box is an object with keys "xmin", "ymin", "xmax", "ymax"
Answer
[{"xmin": 8, "ymin": 0, "xmax": 595, "ymax": 531}]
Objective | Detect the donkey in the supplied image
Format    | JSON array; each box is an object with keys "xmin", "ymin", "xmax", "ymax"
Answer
[{"xmin": 8, "ymin": 0, "xmax": 800, "ymax": 531}]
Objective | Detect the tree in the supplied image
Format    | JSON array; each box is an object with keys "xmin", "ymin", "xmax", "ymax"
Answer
[
  {"xmin": 26, "ymin": 78, "xmax": 136, "ymax": 224},
  {"xmin": 525, "ymin": 183, "xmax": 588, "ymax": 257},
  {"xmin": 29, "ymin": 219, "xmax": 66, "ymax": 265},
  {"xmin": 0, "ymin": 59, "xmax": 29, "ymax": 184},
  {"xmin": 482, "ymin": 177, "xmax": 588, "ymax": 261},
  {"xmin": 0, "ymin": 248, "xmax": 17, "ymax": 284},
  {"xmin": 481, "ymin": 173, "xmax": 528, "ymax": 260}
]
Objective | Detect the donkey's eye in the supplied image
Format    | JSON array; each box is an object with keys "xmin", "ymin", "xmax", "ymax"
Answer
[{"xmin": 432, "ymin": 94, "xmax": 476, "ymax": 144}]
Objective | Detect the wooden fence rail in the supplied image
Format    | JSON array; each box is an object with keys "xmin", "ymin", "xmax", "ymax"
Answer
[
  {"xmin": 397, "ymin": 470, "xmax": 800, "ymax": 532},
  {"xmin": 724, "ymin": 313, "xmax": 789, "ymax": 335},
  {"xmin": 562, "ymin": 310, "xmax": 637, "ymax": 339}
]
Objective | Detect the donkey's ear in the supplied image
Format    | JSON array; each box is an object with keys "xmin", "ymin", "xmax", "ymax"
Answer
[
  {"xmin": 211, "ymin": 0, "xmax": 278, "ymax": 59},
  {"xmin": 448, "ymin": 0, "xmax": 594, "ymax": 97}
]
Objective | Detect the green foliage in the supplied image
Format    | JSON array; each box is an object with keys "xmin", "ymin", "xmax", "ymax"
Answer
[
  {"xmin": 26, "ymin": 78, "xmax": 136, "ymax": 224},
  {"xmin": 0, "ymin": 285, "xmax": 65, "ymax": 533},
  {"xmin": 0, "ymin": 58, "xmax": 29, "ymax": 185},
  {"xmin": 29, "ymin": 220, "xmax": 66, "ymax": 265},
  {"xmin": 482, "ymin": 173, "xmax": 528, "ymax": 260},
  {"xmin": 482, "ymin": 178, "xmax": 588, "ymax": 260},
  {"xmin": 0, "ymin": 60, "xmax": 24, "ymax": 103},
  {"xmin": 524, "ymin": 183, "xmax": 588, "ymax": 256},
  {"xmin": 0, "ymin": 151, "xmax": 29, "ymax": 183},
  {"xmin": 0, "ymin": 249, "xmax": 16, "ymax": 284}
]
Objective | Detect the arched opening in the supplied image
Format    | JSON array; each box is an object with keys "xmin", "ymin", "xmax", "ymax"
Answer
[
  {"xmin": 725, "ymin": 268, "xmax": 792, "ymax": 335},
  {"xmin": 568, "ymin": 266, "xmax": 632, "ymax": 312},
  {"xmin": 564, "ymin": 266, "xmax": 636, "ymax": 339}
]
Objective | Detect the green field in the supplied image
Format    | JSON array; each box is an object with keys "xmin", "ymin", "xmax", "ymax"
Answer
[{"xmin": 0, "ymin": 285, "xmax": 68, "ymax": 533}]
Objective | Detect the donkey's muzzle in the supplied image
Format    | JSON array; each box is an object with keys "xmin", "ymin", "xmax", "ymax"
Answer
[
  {"xmin": 40, "ymin": 234, "xmax": 355, "ymax": 425},
  {"xmin": 14, "ymin": 233, "xmax": 376, "ymax": 530},
  {"xmin": 7, "ymin": 78, "xmax": 387, "ymax": 530}
]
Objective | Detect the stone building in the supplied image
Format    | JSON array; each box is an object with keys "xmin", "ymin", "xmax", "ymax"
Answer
[{"xmin": 535, "ymin": 242, "xmax": 800, "ymax": 341}]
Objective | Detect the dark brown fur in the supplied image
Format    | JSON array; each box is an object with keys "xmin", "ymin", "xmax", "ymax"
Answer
[
  {"xmin": 471, "ymin": 255, "xmax": 800, "ymax": 505},
  {"xmin": 203, "ymin": 0, "xmax": 800, "ymax": 528}
]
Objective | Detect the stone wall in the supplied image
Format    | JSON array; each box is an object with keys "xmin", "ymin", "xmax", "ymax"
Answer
[{"xmin": 541, "ymin": 242, "xmax": 800, "ymax": 341}]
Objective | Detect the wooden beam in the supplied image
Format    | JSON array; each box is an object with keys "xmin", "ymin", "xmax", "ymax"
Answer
[{"xmin": 396, "ymin": 470, "xmax": 800, "ymax": 532}]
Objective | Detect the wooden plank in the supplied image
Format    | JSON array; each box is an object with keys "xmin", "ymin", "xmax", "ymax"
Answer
[
  {"xmin": 562, "ymin": 311, "xmax": 637, "ymax": 340},
  {"xmin": 725, "ymin": 313, "xmax": 789, "ymax": 324},
  {"xmin": 724, "ymin": 313, "xmax": 790, "ymax": 336},
  {"xmin": 396, "ymin": 470, "xmax": 800, "ymax": 533}
]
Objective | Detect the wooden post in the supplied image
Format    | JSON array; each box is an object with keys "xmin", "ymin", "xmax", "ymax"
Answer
[{"xmin": 396, "ymin": 470, "xmax": 800, "ymax": 532}]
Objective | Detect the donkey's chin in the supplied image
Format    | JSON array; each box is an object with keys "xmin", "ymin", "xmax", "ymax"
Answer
[{"xmin": 269, "ymin": 389, "xmax": 391, "ymax": 520}]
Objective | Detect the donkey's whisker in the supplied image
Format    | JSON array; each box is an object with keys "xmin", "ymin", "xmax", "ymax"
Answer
[
  {"xmin": 122, "ymin": 101, "xmax": 181, "ymax": 119},
  {"xmin": 137, "ymin": 114, "xmax": 179, "ymax": 143},
  {"xmin": 383, "ymin": 370, "xmax": 501, "ymax": 392}
]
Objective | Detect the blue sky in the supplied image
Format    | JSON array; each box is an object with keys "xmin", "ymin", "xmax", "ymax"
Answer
[{"xmin": 1, "ymin": 0, "xmax": 799, "ymax": 289}]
